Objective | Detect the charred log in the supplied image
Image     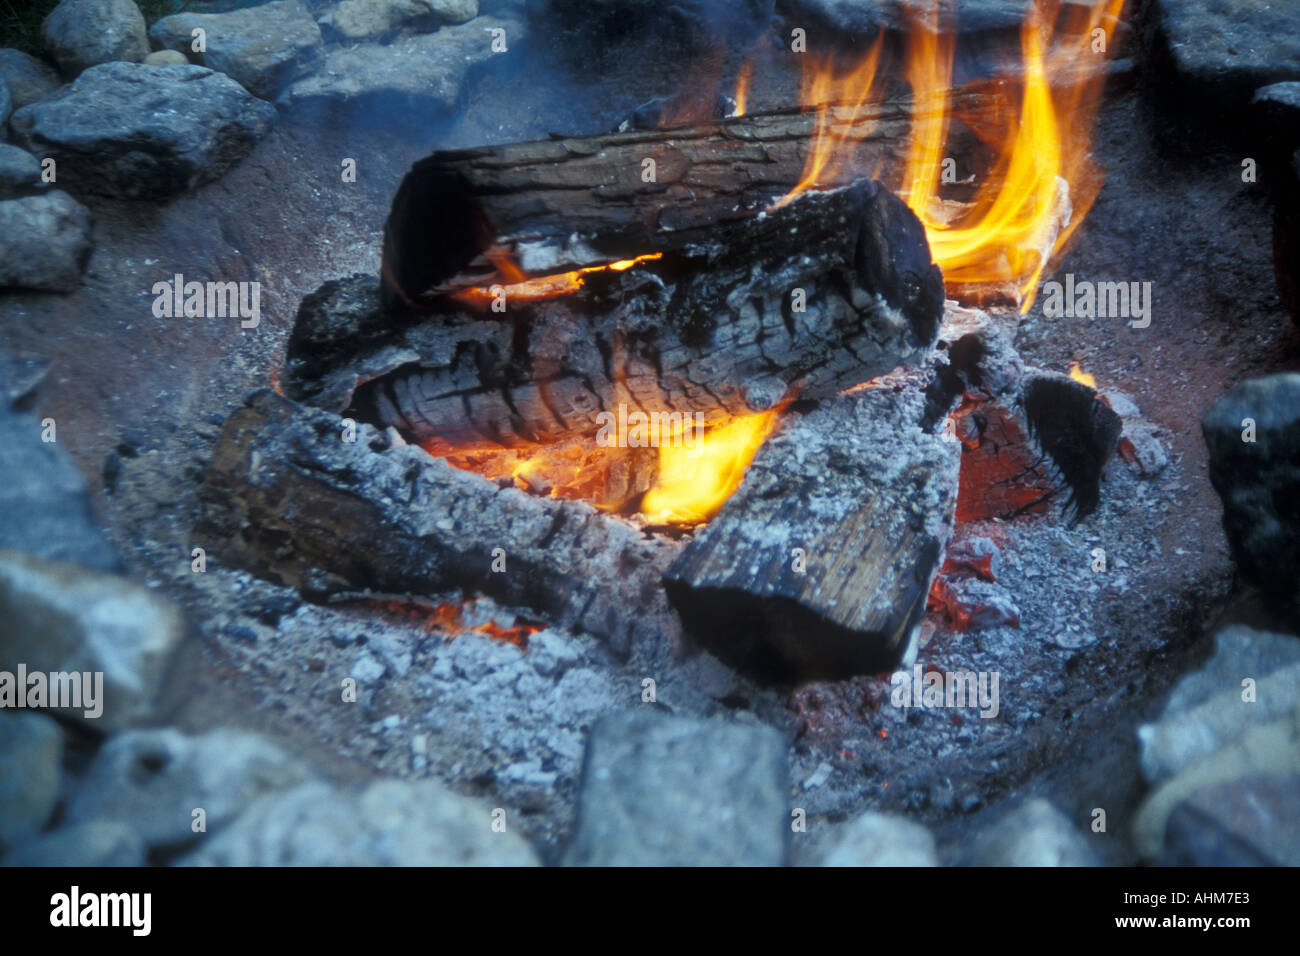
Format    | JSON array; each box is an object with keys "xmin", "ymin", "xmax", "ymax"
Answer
[
  {"xmin": 663, "ymin": 376, "xmax": 961, "ymax": 683},
  {"xmin": 196, "ymin": 389, "xmax": 681, "ymax": 656},
  {"xmin": 379, "ymin": 94, "xmax": 995, "ymax": 309},
  {"xmin": 288, "ymin": 182, "xmax": 945, "ymax": 457}
]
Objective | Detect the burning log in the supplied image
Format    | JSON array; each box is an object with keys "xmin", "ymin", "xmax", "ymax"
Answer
[
  {"xmin": 288, "ymin": 180, "xmax": 945, "ymax": 465},
  {"xmin": 663, "ymin": 375, "xmax": 961, "ymax": 682},
  {"xmin": 196, "ymin": 390, "xmax": 681, "ymax": 655},
  {"xmin": 379, "ymin": 94, "xmax": 996, "ymax": 308}
]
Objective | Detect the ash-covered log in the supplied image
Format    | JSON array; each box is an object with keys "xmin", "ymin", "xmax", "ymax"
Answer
[
  {"xmin": 379, "ymin": 94, "xmax": 993, "ymax": 309},
  {"xmin": 288, "ymin": 181, "xmax": 945, "ymax": 454},
  {"xmin": 663, "ymin": 374, "xmax": 961, "ymax": 682},
  {"xmin": 196, "ymin": 390, "xmax": 681, "ymax": 656}
]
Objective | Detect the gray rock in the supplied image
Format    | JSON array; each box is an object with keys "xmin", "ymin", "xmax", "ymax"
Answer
[
  {"xmin": 0, "ymin": 49, "xmax": 63, "ymax": 110},
  {"xmin": 0, "ymin": 401, "xmax": 118, "ymax": 571},
  {"xmin": 41, "ymin": 0, "xmax": 149, "ymax": 77},
  {"xmin": 1133, "ymin": 706, "xmax": 1300, "ymax": 860},
  {"xmin": 0, "ymin": 549, "xmax": 184, "ymax": 731},
  {"xmin": 65, "ymin": 728, "xmax": 313, "ymax": 849},
  {"xmin": 1146, "ymin": 0, "xmax": 1300, "ymax": 112},
  {"xmin": 142, "ymin": 50, "xmax": 188, "ymax": 67},
  {"xmin": 2, "ymin": 821, "xmax": 146, "ymax": 866},
  {"xmin": 563, "ymin": 709, "xmax": 789, "ymax": 866},
  {"xmin": 0, "ymin": 143, "xmax": 43, "ymax": 199},
  {"xmin": 179, "ymin": 778, "xmax": 540, "ymax": 865},
  {"xmin": 968, "ymin": 799, "xmax": 1100, "ymax": 866},
  {"xmin": 280, "ymin": 15, "xmax": 520, "ymax": 112},
  {"xmin": 150, "ymin": 1, "xmax": 323, "ymax": 99},
  {"xmin": 1161, "ymin": 774, "xmax": 1300, "ymax": 867},
  {"xmin": 821, "ymin": 811, "xmax": 937, "ymax": 866},
  {"xmin": 10, "ymin": 61, "xmax": 276, "ymax": 200},
  {"xmin": 1162, "ymin": 625, "xmax": 1300, "ymax": 722},
  {"xmin": 1202, "ymin": 373, "xmax": 1300, "ymax": 622},
  {"xmin": 0, "ymin": 190, "xmax": 91, "ymax": 292},
  {"xmin": 0, "ymin": 77, "xmax": 10, "ymax": 129},
  {"xmin": 0, "ymin": 712, "xmax": 63, "ymax": 849},
  {"xmin": 321, "ymin": 0, "xmax": 480, "ymax": 39},
  {"xmin": 1139, "ymin": 662, "xmax": 1300, "ymax": 785}
]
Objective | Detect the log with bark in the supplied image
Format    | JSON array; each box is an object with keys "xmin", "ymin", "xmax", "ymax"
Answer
[
  {"xmin": 379, "ymin": 92, "xmax": 999, "ymax": 310},
  {"xmin": 196, "ymin": 389, "xmax": 682, "ymax": 657},
  {"xmin": 287, "ymin": 181, "xmax": 946, "ymax": 466},
  {"xmin": 663, "ymin": 371, "xmax": 962, "ymax": 682}
]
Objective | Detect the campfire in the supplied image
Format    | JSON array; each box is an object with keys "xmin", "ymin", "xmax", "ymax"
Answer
[{"xmin": 201, "ymin": 0, "xmax": 1129, "ymax": 683}]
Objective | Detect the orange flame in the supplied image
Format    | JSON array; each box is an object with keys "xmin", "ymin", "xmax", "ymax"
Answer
[
  {"xmin": 733, "ymin": 62, "xmax": 753, "ymax": 116},
  {"xmin": 900, "ymin": 0, "xmax": 1125, "ymax": 311},
  {"xmin": 773, "ymin": 36, "xmax": 885, "ymax": 211},
  {"xmin": 451, "ymin": 253, "xmax": 664, "ymax": 308}
]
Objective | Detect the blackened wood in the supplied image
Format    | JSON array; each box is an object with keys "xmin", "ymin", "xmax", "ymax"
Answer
[
  {"xmin": 379, "ymin": 93, "xmax": 994, "ymax": 309},
  {"xmin": 196, "ymin": 389, "xmax": 682, "ymax": 656},
  {"xmin": 663, "ymin": 376, "xmax": 961, "ymax": 682},
  {"xmin": 289, "ymin": 181, "xmax": 946, "ymax": 453}
]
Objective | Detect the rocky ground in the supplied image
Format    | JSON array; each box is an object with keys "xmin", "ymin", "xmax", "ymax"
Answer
[{"xmin": 2, "ymin": 0, "xmax": 1299, "ymax": 866}]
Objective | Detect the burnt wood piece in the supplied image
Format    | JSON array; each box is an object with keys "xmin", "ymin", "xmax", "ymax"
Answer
[
  {"xmin": 953, "ymin": 366, "xmax": 1123, "ymax": 524},
  {"xmin": 663, "ymin": 375, "xmax": 961, "ymax": 683},
  {"xmin": 379, "ymin": 93, "xmax": 996, "ymax": 309},
  {"xmin": 289, "ymin": 182, "xmax": 946, "ymax": 452},
  {"xmin": 196, "ymin": 389, "xmax": 682, "ymax": 656}
]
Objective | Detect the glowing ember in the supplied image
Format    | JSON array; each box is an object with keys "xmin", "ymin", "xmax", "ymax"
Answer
[
  {"xmin": 641, "ymin": 410, "xmax": 780, "ymax": 526},
  {"xmin": 451, "ymin": 252, "xmax": 664, "ymax": 307},
  {"xmin": 733, "ymin": 62, "xmax": 753, "ymax": 116}
]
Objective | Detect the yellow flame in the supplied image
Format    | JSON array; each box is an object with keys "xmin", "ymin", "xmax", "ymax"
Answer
[
  {"xmin": 640, "ymin": 410, "xmax": 779, "ymax": 526},
  {"xmin": 900, "ymin": 0, "xmax": 1126, "ymax": 312},
  {"xmin": 1068, "ymin": 362, "xmax": 1096, "ymax": 388},
  {"xmin": 773, "ymin": 36, "xmax": 885, "ymax": 211}
]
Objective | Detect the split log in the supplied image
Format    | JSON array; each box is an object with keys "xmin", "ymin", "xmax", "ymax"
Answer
[
  {"xmin": 663, "ymin": 373, "xmax": 962, "ymax": 682},
  {"xmin": 196, "ymin": 389, "xmax": 682, "ymax": 656},
  {"xmin": 288, "ymin": 181, "xmax": 946, "ymax": 454},
  {"xmin": 380, "ymin": 91, "xmax": 999, "ymax": 309}
]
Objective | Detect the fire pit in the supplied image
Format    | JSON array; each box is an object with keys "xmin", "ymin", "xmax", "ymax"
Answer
[{"xmin": 2, "ymin": 0, "xmax": 1299, "ymax": 872}]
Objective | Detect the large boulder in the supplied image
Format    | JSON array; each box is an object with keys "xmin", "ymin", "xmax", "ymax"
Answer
[
  {"xmin": 967, "ymin": 799, "xmax": 1101, "ymax": 866},
  {"xmin": 1202, "ymin": 373, "xmax": 1300, "ymax": 622},
  {"xmin": 9, "ymin": 61, "xmax": 276, "ymax": 199},
  {"xmin": 0, "ymin": 397, "xmax": 118, "ymax": 571},
  {"xmin": 0, "ymin": 712, "xmax": 63, "ymax": 850},
  {"xmin": 820, "ymin": 811, "xmax": 938, "ymax": 866},
  {"xmin": 41, "ymin": 0, "xmax": 149, "ymax": 78},
  {"xmin": 279, "ymin": 15, "xmax": 520, "ymax": 112},
  {"xmin": 320, "ymin": 0, "xmax": 480, "ymax": 40},
  {"xmin": 0, "ymin": 144, "xmax": 45, "ymax": 199},
  {"xmin": 0, "ymin": 549, "xmax": 185, "ymax": 731},
  {"xmin": 2, "ymin": 821, "xmax": 146, "ymax": 867},
  {"xmin": 179, "ymin": 779, "xmax": 541, "ymax": 866},
  {"xmin": 65, "ymin": 728, "xmax": 314, "ymax": 850},
  {"xmin": 149, "ymin": 0, "xmax": 324, "ymax": 99},
  {"xmin": 563, "ymin": 709, "xmax": 789, "ymax": 866},
  {"xmin": 0, "ymin": 191, "xmax": 91, "ymax": 292},
  {"xmin": 0, "ymin": 49, "xmax": 63, "ymax": 110}
]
